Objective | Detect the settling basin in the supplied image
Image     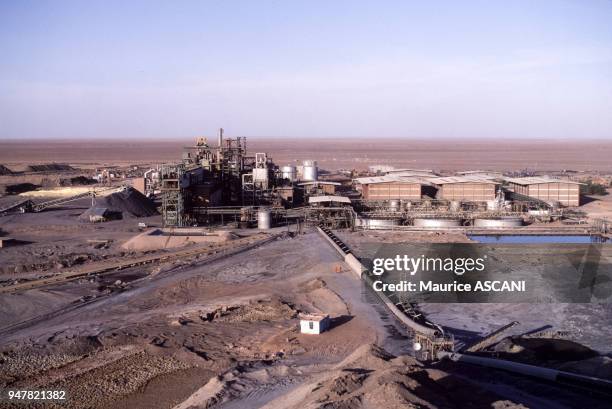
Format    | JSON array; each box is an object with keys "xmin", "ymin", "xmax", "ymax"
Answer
[{"xmin": 468, "ymin": 234, "xmax": 610, "ymax": 244}]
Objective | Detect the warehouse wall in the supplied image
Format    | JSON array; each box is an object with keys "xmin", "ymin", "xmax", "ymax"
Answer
[
  {"xmin": 438, "ymin": 182, "xmax": 496, "ymax": 201},
  {"xmin": 362, "ymin": 182, "xmax": 421, "ymax": 200},
  {"xmin": 508, "ymin": 182, "xmax": 580, "ymax": 206},
  {"xmin": 510, "ymin": 183, "xmax": 530, "ymax": 196},
  {"xmin": 527, "ymin": 182, "xmax": 580, "ymax": 206}
]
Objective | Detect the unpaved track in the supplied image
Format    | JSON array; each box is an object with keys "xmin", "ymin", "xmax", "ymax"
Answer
[{"xmin": 0, "ymin": 232, "xmax": 275, "ymax": 294}]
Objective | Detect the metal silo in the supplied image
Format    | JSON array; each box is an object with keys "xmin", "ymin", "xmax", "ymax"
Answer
[
  {"xmin": 257, "ymin": 208, "xmax": 272, "ymax": 230},
  {"xmin": 302, "ymin": 160, "xmax": 318, "ymax": 181},
  {"xmin": 281, "ymin": 165, "xmax": 297, "ymax": 182}
]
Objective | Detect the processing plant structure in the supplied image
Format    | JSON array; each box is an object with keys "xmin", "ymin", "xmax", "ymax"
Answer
[
  {"xmin": 158, "ymin": 129, "xmax": 355, "ymax": 228},
  {"xmin": 152, "ymin": 129, "xmax": 609, "ymax": 235}
]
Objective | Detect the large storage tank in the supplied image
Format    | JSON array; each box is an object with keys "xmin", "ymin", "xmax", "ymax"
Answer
[
  {"xmin": 358, "ymin": 218, "xmax": 400, "ymax": 229},
  {"xmin": 302, "ymin": 160, "xmax": 318, "ymax": 181},
  {"xmin": 486, "ymin": 200, "xmax": 499, "ymax": 211},
  {"xmin": 449, "ymin": 201, "xmax": 461, "ymax": 212},
  {"xmin": 257, "ymin": 208, "xmax": 272, "ymax": 230},
  {"xmin": 389, "ymin": 200, "xmax": 400, "ymax": 212},
  {"xmin": 281, "ymin": 165, "xmax": 297, "ymax": 182},
  {"xmin": 413, "ymin": 218, "xmax": 462, "ymax": 228},
  {"xmin": 528, "ymin": 209, "xmax": 550, "ymax": 217},
  {"xmin": 473, "ymin": 217, "xmax": 523, "ymax": 228}
]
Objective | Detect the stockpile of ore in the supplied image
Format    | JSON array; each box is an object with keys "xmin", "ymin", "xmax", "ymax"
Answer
[
  {"xmin": 26, "ymin": 163, "xmax": 74, "ymax": 172},
  {"xmin": 0, "ymin": 164, "xmax": 13, "ymax": 175},
  {"xmin": 80, "ymin": 187, "xmax": 158, "ymax": 220}
]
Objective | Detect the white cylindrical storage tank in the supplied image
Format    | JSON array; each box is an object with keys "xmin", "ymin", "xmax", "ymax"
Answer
[
  {"xmin": 450, "ymin": 201, "xmax": 461, "ymax": 212},
  {"xmin": 389, "ymin": 199, "xmax": 400, "ymax": 212},
  {"xmin": 473, "ymin": 217, "xmax": 523, "ymax": 228},
  {"xmin": 363, "ymin": 219, "xmax": 400, "ymax": 229},
  {"xmin": 486, "ymin": 200, "xmax": 499, "ymax": 211},
  {"xmin": 302, "ymin": 160, "xmax": 318, "ymax": 181},
  {"xmin": 527, "ymin": 209, "xmax": 550, "ymax": 217},
  {"xmin": 413, "ymin": 218, "xmax": 462, "ymax": 228},
  {"xmin": 257, "ymin": 208, "xmax": 272, "ymax": 230},
  {"xmin": 281, "ymin": 165, "xmax": 297, "ymax": 182}
]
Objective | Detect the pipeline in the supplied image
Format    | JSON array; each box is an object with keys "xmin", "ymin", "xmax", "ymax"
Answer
[{"xmin": 438, "ymin": 351, "xmax": 612, "ymax": 394}]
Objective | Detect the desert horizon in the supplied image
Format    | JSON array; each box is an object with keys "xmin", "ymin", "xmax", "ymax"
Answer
[{"xmin": 2, "ymin": 137, "xmax": 612, "ymax": 172}]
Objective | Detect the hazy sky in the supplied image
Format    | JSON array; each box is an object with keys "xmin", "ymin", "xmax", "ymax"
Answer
[{"xmin": 1, "ymin": 0, "xmax": 611, "ymax": 140}]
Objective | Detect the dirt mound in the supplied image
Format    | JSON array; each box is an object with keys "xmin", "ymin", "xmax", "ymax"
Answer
[
  {"xmin": 257, "ymin": 344, "xmax": 526, "ymax": 409},
  {"xmin": 122, "ymin": 229, "xmax": 236, "ymax": 251},
  {"xmin": 201, "ymin": 299, "xmax": 297, "ymax": 323},
  {"xmin": 103, "ymin": 187, "xmax": 158, "ymax": 217},
  {"xmin": 491, "ymin": 336, "xmax": 599, "ymax": 364},
  {"xmin": 557, "ymin": 356, "xmax": 612, "ymax": 380},
  {"xmin": 299, "ymin": 277, "xmax": 327, "ymax": 291},
  {"xmin": 178, "ymin": 345, "xmax": 514, "ymax": 409},
  {"xmin": 26, "ymin": 163, "xmax": 74, "ymax": 172},
  {"xmin": 0, "ymin": 164, "xmax": 13, "ymax": 175},
  {"xmin": 5, "ymin": 183, "xmax": 39, "ymax": 195},
  {"xmin": 61, "ymin": 176, "xmax": 97, "ymax": 186},
  {"xmin": 80, "ymin": 187, "xmax": 157, "ymax": 219}
]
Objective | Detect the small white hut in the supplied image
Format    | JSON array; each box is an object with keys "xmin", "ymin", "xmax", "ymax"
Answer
[{"xmin": 299, "ymin": 313, "xmax": 330, "ymax": 334}]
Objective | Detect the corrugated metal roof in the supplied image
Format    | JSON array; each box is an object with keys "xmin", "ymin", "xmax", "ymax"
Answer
[
  {"xmin": 297, "ymin": 181, "xmax": 341, "ymax": 186},
  {"xmin": 384, "ymin": 171, "xmax": 437, "ymax": 177},
  {"xmin": 353, "ymin": 175, "xmax": 399, "ymax": 184},
  {"xmin": 386, "ymin": 168, "xmax": 435, "ymax": 174},
  {"xmin": 308, "ymin": 195, "xmax": 352, "ymax": 204},
  {"xmin": 353, "ymin": 175, "xmax": 429, "ymax": 185},
  {"xmin": 426, "ymin": 175, "xmax": 499, "ymax": 184},
  {"xmin": 504, "ymin": 177, "xmax": 584, "ymax": 185}
]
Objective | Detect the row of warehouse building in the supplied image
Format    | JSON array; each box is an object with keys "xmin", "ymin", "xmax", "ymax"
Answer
[{"xmin": 354, "ymin": 171, "xmax": 583, "ymax": 207}]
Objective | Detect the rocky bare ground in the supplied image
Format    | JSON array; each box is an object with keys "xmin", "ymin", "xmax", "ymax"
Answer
[{"xmin": 1, "ymin": 220, "xmax": 611, "ymax": 408}]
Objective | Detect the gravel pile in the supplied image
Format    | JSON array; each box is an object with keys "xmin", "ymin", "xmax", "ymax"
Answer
[
  {"xmin": 27, "ymin": 163, "xmax": 75, "ymax": 172},
  {"xmin": 79, "ymin": 187, "xmax": 158, "ymax": 221},
  {"xmin": 0, "ymin": 164, "xmax": 13, "ymax": 175}
]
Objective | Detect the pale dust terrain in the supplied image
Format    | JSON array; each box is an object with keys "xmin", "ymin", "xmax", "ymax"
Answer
[
  {"xmin": 0, "ymin": 215, "xmax": 610, "ymax": 408},
  {"xmin": 0, "ymin": 225, "xmax": 536, "ymax": 409},
  {"xmin": 581, "ymin": 193, "xmax": 612, "ymax": 219}
]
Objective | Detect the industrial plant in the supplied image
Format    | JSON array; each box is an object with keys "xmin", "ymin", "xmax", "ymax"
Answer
[
  {"xmin": 115, "ymin": 129, "xmax": 607, "ymax": 237},
  {"xmin": 1, "ymin": 133, "xmax": 611, "ymax": 409}
]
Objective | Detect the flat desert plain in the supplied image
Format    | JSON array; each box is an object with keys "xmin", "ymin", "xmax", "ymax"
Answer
[{"xmin": 1, "ymin": 138, "xmax": 611, "ymax": 171}]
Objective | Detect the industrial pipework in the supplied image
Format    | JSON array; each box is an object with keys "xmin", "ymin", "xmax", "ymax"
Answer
[{"xmin": 437, "ymin": 351, "xmax": 612, "ymax": 394}]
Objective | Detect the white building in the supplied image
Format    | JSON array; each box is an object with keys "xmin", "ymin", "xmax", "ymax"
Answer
[{"xmin": 299, "ymin": 313, "xmax": 331, "ymax": 334}]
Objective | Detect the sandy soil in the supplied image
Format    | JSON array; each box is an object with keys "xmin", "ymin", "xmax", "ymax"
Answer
[
  {"xmin": 0, "ymin": 202, "xmax": 159, "ymax": 277},
  {"xmin": 580, "ymin": 192, "xmax": 612, "ymax": 219},
  {"xmin": 0, "ymin": 222, "xmax": 610, "ymax": 408},
  {"xmin": 0, "ymin": 231, "xmax": 419, "ymax": 408}
]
